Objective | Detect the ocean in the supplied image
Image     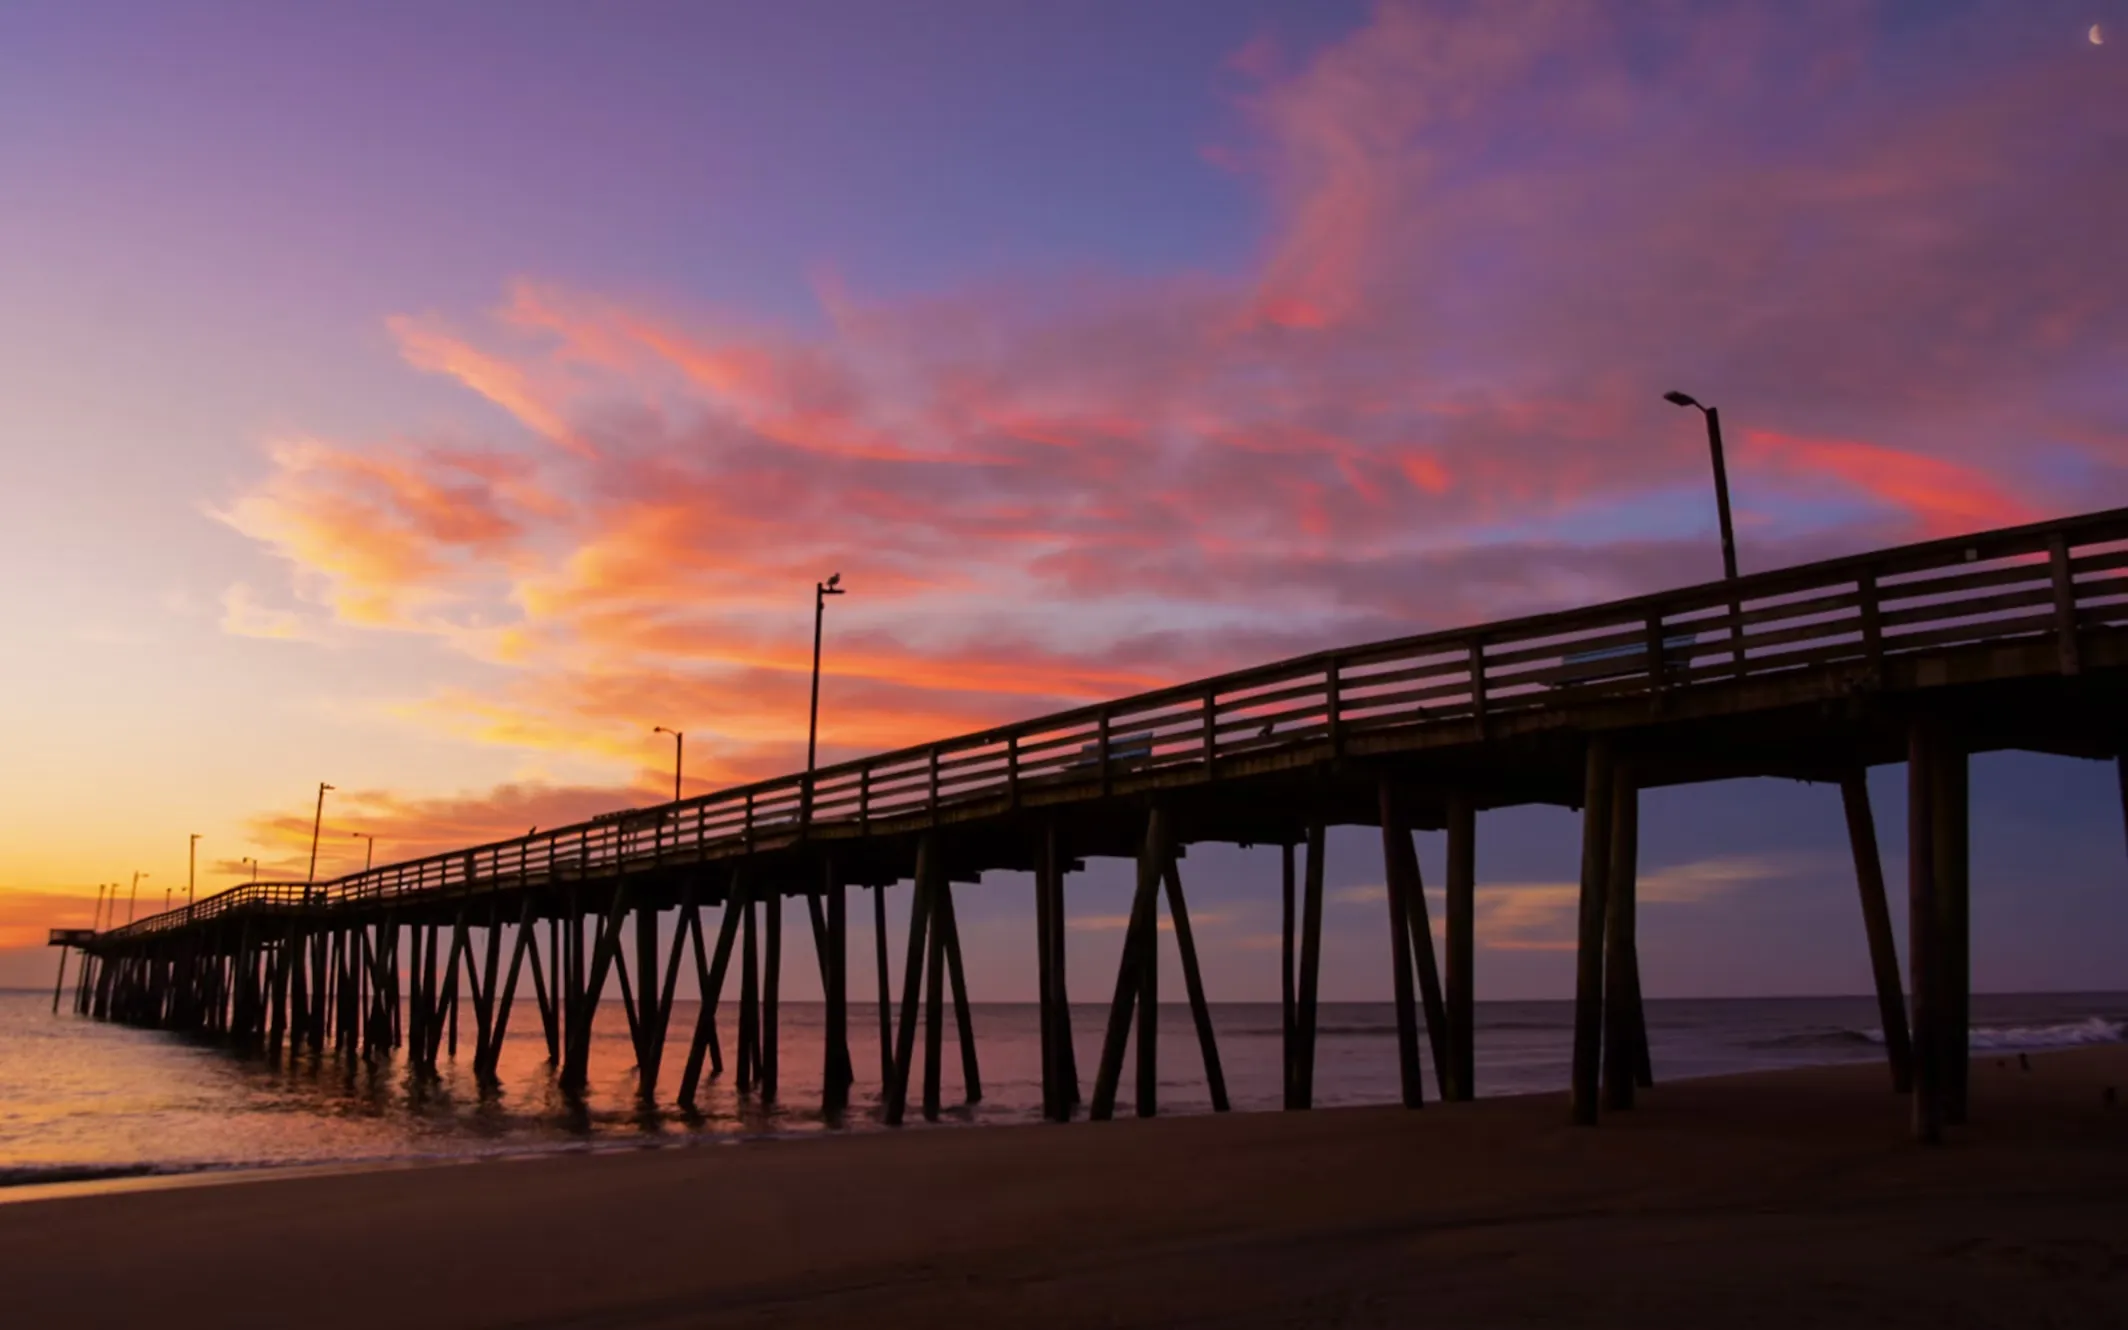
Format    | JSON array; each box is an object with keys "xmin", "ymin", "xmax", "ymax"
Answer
[{"xmin": 2, "ymin": 989, "xmax": 2121, "ymax": 1189}]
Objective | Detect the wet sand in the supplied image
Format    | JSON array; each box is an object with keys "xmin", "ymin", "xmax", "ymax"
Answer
[{"xmin": 5, "ymin": 1048, "xmax": 2126, "ymax": 1328}]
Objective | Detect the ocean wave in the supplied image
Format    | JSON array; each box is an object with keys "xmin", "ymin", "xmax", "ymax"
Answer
[
  {"xmin": 1746, "ymin": 1016, "xmax": 2123, "ymax": 1053},
  {"xmin": 1747, "ymin": 1028, "xmax": 1881, "ymax": 1051},
  {"xmin": 1965, "ymin": 1016, "xmax": 2124, "ymax": 1050},
  {"xmin": 0, "ymin": 1162, "xmax": 170, "ymax": 1189}
]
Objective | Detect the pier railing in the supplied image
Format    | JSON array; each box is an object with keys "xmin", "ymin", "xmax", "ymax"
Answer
[{"xmin": 100, "ymin": 505, "xmax": 2128, "ymax": 941}]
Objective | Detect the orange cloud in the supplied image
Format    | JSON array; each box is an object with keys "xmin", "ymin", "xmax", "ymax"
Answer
[{"xmin": 210, "ymin": 0, "xmax": 2120, "ymax": 841}]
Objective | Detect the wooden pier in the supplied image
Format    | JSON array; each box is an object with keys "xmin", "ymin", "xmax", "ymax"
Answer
[{"xmin": 53, "ymin": 506, "xmax": 2128, "ymax": 1140}]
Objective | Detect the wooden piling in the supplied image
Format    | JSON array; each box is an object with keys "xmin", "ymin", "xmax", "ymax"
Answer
[
  {"xmin": 1602, "ymin": 763, "xmax": 1640, "ymax": 1112},
  {"xmin": 1908, "ymin": 717, "xmax": 1943, "ymax": 1144},
  {"xmin": 1934, "ymin": 732, "xmax": 1970, "ymax": 1126},
  {"xmin": 561, "ymin": 886, "xmax": 630, "ymax": 1091},
  {"xmin": 1280, "ymin": 840, "xmax": 1296, "ymax": 1107},
  {"xmin": 1378, "ymin": 782, "xmax": 1426, "ymax": 1109},
  {"xmin": 1035, "ymin": 829, "xmax": 1060, "ymax": 1121},
  {"xmin": 936, "ymin": 881, "xmax": 982, "ymax": 1104},
  {"xmin": 1840, "ymin": 769, "xmax": 1914, "ymax": 1092},
  {"xmin": 1444, "ymin": 792, "xmax": 1476, "ymax": 1101},
  {"xmin": 1161, "ymin": 859, "xmax": 1228, "ymax": 1112},
  {"xmin": 737, "ymin": 889, "xmax": 759, "ymax": 1093},
  {"xmin": 484, "ymin": 898, "xmax": 536, "ymax": 1079},
  {"xmin": 762, "ymin": 885, "xmax": 782, "ymax": 1103},
  {"xmin": 922, "ymin": 879, "xmax": 947, "ymax": 1122},
  {"xmin": 51, "ymin": 946, "xmax": 68, "ymax": 1015},
  {"xmin": 873, "ymin": 882, "xmax": 893, "ymax": 1086},
  {"xmin": 1090, "ymin": 809, "xmax": 1166, "ymax": 1121},
  {"xmin": 821, "ymin": 862, "xmax": 851, "ymax": 1112},
  {"xmin": 1293, "ymin": 822, "xmax": 1327, "ymax": 1110},
  {"xmin": 678, "ymin": 878, "xmax": 744, "ymax": 1111},
  {"xmin": 526, "ymin": 916, "xmax": 560, "ymax": 1065},
  {"xmin": 1051, "ymin": 833, "xmax": 1078, "ymax": 1106},
  {"xmin": 634, "ymin": 897, "xmax": 661, "ymax": 1099},
  {"xmin": 1570, "ymin": 736, "xmax": 1616, "ymax": 1126},
  {"xmin": 884, "ymin": 838, "xmax": 937, "ymax": 1126}
]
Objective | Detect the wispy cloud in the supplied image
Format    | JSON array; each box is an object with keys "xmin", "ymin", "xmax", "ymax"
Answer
[{"xmin": 212, "ymin": 2, "xmax": 2127, "ymax": 851}]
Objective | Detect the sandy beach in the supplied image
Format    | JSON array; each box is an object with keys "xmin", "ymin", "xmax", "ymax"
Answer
[{"xmin": 4, "ymin": 1048, "xmax": 2125, "ymax": 1329}]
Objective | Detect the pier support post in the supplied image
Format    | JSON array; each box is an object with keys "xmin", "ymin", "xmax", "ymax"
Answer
[
  {"xmin": 1280, "ymin": 841, "xmax": 1296, "ymax": 1106},
  {"xmin": 634, "ymin": 897, "xmax": 662, "ymax": 1100},
  {"xmin": 923, "ymin": 875, "xmax": 947, "ymax": 1121},
  {"xmin": 678, "ymin": 876, "xmax": 743, "ymax": 1111},
  {"xmin": 1571, "ymin": 735, "xmax": 1616, "ymax": 1126},
  {"xmin": 1840, "ymin": 769, "xmax": 1913, "ymax": 1092},
  {"xmin": 51, "ymin": 946, "xmax": 68, "ymax": 1015},
  {"xmin": 874, "ymin": 883, "xmax": 893, "ymax": 1085},
  {"xmin": 763, "ymin": 884, "xmax": 782, "ymax": 1103},
  {"xmin": 1162, "ymin": 857, "xmax": 1229, "ymax": 1111},
  {"xmin": 481, "ymin": 897, "xmax": 537, "ymax": 1080},
  {"xmin": 1602, "ymin": 763, "xmax": 1641, "ymax": 1111},
  {"xmin": 1090, "ymin": 808, "xmax": 1169, "ymax": 1120},
  {"xmin": 885, "ymin": 837, "xmax": 939, "ymax": 1126},
  {"xmin": 560, "ymin": 887, "xmax": 629, "ymax": 1092},
  {"xmin": 818, "ymin": 861, "xmax": 852, "ymax": 1113},
  {"xmin": 1445, "ymin": 792, "xmax": 1476, "ymax": 1101},
  {"xmin": 1293, "ymin": 822, "xmax": 1327, "ymax": 1110},
  {"xmin": 1908, "ymin": 718, "xmax": 1944, "ymax": 1143},
  {"xmin": 936, "ymin": 879, "xmax": 981, "ymax": 1105},
  {"xmin": 1379, "ymin": 783, "xmax": 1425, "ymax": 1108},
  {"xmin": 1934, "ymin": 732, "xmax": 1970, "ymax": 1126},
  {"xmin": 1036, "ymin": 826, "xmax": 1063, "ymax": 1121},
  {"xmin": 737, "ymin": 886, "xmax": 759, "ymax": 1093}
]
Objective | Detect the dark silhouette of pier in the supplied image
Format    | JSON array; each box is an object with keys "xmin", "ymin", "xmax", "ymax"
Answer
[{"xmin": 51, "ymin": 506, "xmax": 2128, "ymax": 1140}]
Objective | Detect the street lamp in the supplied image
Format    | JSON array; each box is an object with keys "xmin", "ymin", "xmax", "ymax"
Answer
[
  {"xmin": 126, "ymin": 871, "xmax": 148, "ymax": 925},
  {"xmin": 652, "ymin": 726, "xmax": 684, "ymax": 804},
  {"xmin": 808, "ymin": 573, "xmax": 845, "ymax": 782},
  {"xmin": 351, "ymin": 831, "xmax": 376, "ymax": 872},
  {"xmin": 1663, "ymin": 391, "xmax": 1740, "ymax": 581},
  {"xmin": 306, "ymin": 783, "xmax": 334, "ymax": 884},
  {"xmin": 241, "ymin": 857, "xmax": 259, "ymax": 884},
  {"xmin": 93, "ymin": 883, "xmax": 108, "ymax": 932},
  {"xmin": 188, "ymin": 833, "xmax": 200, "ymax": 907}
]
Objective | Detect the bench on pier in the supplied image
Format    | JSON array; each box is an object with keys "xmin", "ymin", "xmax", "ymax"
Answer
[
  {"xmin": 1064, "ymin": 732, "xmax": 1155, "ymax": 770},
  {"xmin": 1550, "ymin": 631, "xmax": 1700, "ymax": 687}
]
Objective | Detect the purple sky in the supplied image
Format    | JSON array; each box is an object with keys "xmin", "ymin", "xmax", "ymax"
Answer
[{"xmin": 1, "ymin": 0, "xmax": 2123, "ymax": 1000}]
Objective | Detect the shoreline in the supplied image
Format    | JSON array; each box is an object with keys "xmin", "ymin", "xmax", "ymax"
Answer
[
  {"xmin": 0, "ymin": 1028, "xmax": 2115, "ymax": 1205},
  {"xmin": 3, "ymin": 1048, "xmax": 2124, "ymax": 1327},
  {"xmin": 0, "ymin": 1041, "xmax": 1913, "ymax": 1205}
]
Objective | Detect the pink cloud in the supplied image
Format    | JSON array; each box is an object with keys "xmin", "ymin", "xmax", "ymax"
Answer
[{"xmin": 214, "ymin": 0, "xmax": 2124, "ymax": 838}]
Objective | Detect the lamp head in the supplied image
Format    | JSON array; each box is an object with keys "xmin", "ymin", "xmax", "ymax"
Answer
[{"xmin": 1662, "ymin": 390, "xmax": 1701, "ymax": 410}]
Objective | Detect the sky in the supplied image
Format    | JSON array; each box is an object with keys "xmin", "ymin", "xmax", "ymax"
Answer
[{"xmin": 1, "ymin": 0, "xmax": 2123, "ymax": 1001}]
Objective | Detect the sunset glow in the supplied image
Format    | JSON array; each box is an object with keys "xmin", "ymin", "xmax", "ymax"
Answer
[{"xmin": 4, "ymin": 0, "xmax": 2123, "ymax": 993}]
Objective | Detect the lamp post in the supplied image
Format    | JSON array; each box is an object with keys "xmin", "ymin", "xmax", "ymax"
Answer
[
  {"xmin": 306, "ymin": 783, "xmax": 334, "ymax": 884},
  {"xmin": 652, "ymin": 727, "xmax": 684, "ymax": 804},
  {"xmin": 241, "ymin": 857, "xmax": 258, "ymax": 884},
  {"xmin": 93, "ymin": 883, "xmax": 107, "ymax": 932},
  {"xmin": 808, "ymin": 573, "xmax": 844, "ymax": 785},
  {"xmin": 351, "ymin": 832, "xmax": 375, "ymax": 872},
  {"xmin": 126, "ymin": 871, "xmax": 148, "ymax": 925},
  {"xmin": 1663, "ymin": 391, "xmax": 1740, "ymax": 581},
  {"xmin": 188, "ymin": 833, "xmax": 199, "ymax": 906}
]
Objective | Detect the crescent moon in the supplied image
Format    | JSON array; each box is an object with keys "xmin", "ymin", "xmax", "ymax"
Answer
[{"xmin": 2094, "ymin": 23, "xmax": 2106, "ymax": 45}]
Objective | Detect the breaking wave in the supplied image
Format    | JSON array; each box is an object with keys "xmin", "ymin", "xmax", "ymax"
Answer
[{"xmin": 1750, "ymin": 1016, "xmax": 2123, "ymax": 1053}]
